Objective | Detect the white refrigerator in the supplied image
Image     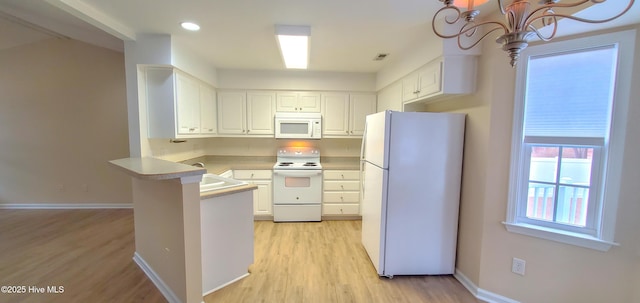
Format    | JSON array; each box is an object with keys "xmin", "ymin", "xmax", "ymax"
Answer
[{"xmin": 360, "ymin": 110, "xmax": 465, "ymax": 277}]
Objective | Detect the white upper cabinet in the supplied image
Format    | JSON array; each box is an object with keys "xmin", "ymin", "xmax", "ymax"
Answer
[
  {"xmin": 175, "ymin": 72, "xmax": 200, "ymax": 134},
  {"xmin": 199, "ymin": 84, "xmax": 217, "ymax": 134},
  {"xmin": 322, "ymin": 93, "xmax": 376, "ymax": 138},
  {"xmin": 276, "ymin": 91, "xmax": 321, "ymax": 112},
  {"xmin": 146, "ymin": 66, "xmax": 217, "ymax": 138},
  {"xmin": 217, "ymin": 91, "xmax": 275, "ymax": 136},
  {"xmin": 247, "ymin": 91, "xmax": 276, "ymax": 135},
  {"xmin": 402, "ymin": 55, "xmax": 477, "ymax": 104},
  {"xmin": 349, "ymin": 94, "xmax": 377, "ymax": 136},
  {"xmin": 377, "ymin": 81, "xmax": 403, "ymax": 112},
  {"xmin": 217, "ymin": 91, "xmax": 246, "ymax": 135},
  {"xmin": 321, "ymin": 93, "xmax": 350, "ymax": 136}
]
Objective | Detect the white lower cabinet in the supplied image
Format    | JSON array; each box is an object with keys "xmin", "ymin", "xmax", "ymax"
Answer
[
  {"xmin": 322, "ymin": 170, "xmax": 360, "ymax": 216},
  {"xmin": 234, "ymin": 170, "xmax": 273, "ymax": 217}
]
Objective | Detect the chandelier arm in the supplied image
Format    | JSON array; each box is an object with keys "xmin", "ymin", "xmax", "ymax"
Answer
[
  {"xmin": 457, "ymin": 26, "xmax": 509, "ymax": 50},
  {"xmin": 497, "ymin": 0, "xmax": 507, "ymax": 15},
  {"xmin": 524, "ymin": 0, "xmax": 635, "ymax": 29},
  {"xmin": 528, "ymin": 18, "xmax": 558, "ymax": 41},
  {"xmin": 433, "ymin": 18, "xmax": 508, "ymax": 40}
]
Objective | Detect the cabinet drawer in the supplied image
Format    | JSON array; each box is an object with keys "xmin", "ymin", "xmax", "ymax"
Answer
[
  {"xmin": 323, "ymin": 170, "xmax": 360, "ymax": 180},
  {"xmin": 233, "ymin": 170, "xmax": 272, "ymax": 180},
  {"xmin": 323, "ymin": 180, "xmax": 360, "ymax": 191},
  {"xmin": 323, "ymin": 191, "xmax": 360, "ymax": 203},
  {"xmin": 322, "ymin": 204, "xmax": 360, "ymax": 215}
]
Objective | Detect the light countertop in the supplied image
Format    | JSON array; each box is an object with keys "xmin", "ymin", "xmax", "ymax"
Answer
[
  {"xmin": 109, "ymin": 157, "xmax": 206, "ymax": 180},
  {"xmin": 182, "ymin": 156, "xmax": 361, "ymax": 173},
  {"xmin": 109, "ymin": 157, "xmax": 258, "ymax": 199}
]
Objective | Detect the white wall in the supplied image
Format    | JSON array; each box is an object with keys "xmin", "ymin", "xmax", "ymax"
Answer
[
  {"xmin": 216, "ymin": 69, "xmax": 376, "ymax": 92},
  {"xmin": 0, "ymin": 38, "xmax": 131, "ymax": 205}
]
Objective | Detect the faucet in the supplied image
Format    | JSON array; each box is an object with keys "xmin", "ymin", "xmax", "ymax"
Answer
[{"xmin": 192, "ymin": 162, "xmax": 205, "ymax": 168}]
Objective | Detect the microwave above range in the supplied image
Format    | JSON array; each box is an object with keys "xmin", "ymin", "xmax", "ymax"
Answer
[{"xmin": 274, "ymin": 112, "xmax": 322, "ymax": 139}]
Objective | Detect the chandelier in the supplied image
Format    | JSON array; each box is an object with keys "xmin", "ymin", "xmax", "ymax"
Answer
[{"xmin": 432, "ymin": 0, "xmax": 635, "ymax": 66}]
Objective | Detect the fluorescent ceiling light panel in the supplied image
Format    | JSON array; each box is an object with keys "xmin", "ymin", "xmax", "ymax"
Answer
[{"xmin": 275, "ymin": 25, "xmax": 310, "ymax": 69}]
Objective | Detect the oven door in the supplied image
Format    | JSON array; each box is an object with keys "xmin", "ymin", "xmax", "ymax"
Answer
[{"xmin": 273, "ymin": 170, "xmax": 322, "ymax": 204}]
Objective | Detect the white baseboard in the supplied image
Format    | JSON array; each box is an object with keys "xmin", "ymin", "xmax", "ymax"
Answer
[
  {"xmin": 202, "ymin": 272, "xmax": 250, "ymax": 297},
  {"xmin": 0, "ymin": 203, "xmax": 133, "ymax": 209},
  {"xmin": 133, "ymin": 252, "xmax": 182, "ymax": 303},
  {"xmin": 454, "ymin": 269, "xmax": 478, "ymax": 298},
  {"xmin": 454, "ymin": 269, "xmax": 520, "ymax": 303}
]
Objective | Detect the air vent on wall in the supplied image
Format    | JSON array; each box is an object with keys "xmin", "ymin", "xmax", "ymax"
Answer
[{"xmin": 373, "ymin": 53, "xmax": 389, "ymax": 61}]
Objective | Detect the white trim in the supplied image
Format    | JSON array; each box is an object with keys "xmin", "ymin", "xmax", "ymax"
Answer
[
  {"xmin": 454, "ymin": 269, "xmax": 520, "ymax": 303},
  {"xmin": 0, "ymin": 203, "xmax": 133, "ymax": 209},
  {"xmin": 202, "ymin": 273, "xmax": 250, "ymax": 296},
  {"xmin": 477, "ymin": 288, "xmax": 521, "ymax": 303},
  {"xmin": 503, "ymin": 222, "xmax": 618, "ymax": 251},
  {"xmin": 44, "ymin": 0, "xmax": 136, "ymax": 40},
  {"xmin": 133, "ymin": 252, "xmax": 182, "ymax": 303},
  {"xmin": 453, "ymin": 269, "xmax": 478, "ymax": 297}
]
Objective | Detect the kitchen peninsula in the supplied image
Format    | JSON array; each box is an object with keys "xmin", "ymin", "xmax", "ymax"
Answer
[{"xmin": 109, "ymin": 157, "xmax": 257, "ymax": 303}]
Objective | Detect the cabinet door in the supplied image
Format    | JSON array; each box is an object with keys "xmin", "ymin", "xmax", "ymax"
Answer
[
  {"xmin": 321, "ymin": 93, "xmax": 350, "ymax": 136},
  {"xmin": 199, "ymin": 84, "xmax": 217, "ymax": 134},
  {"xmin": 417, "ymin": 60, "xmax": 442, "ymax": 98},
  {"xmin": 350, "ymin": 94, "xmax": 377, "ymax": 136},
  {"xmin": 175, "ymin": 72, "xmax": 200, "ymax": 135},
  {"xmin": 252, "ymin": 180, "xmax": 273, "ymax": 215},
  {"xmin": 247, "ymin": 91, "xmax": 275, "ymax": 135},
  {"xmin": 275, "ymin": 92, "xmax": 298, "ymax": 112},
  {"xmin": 377, "ymin": 82, "xmax": 403, "ymax": 112},
  {"xmin": 401, "ymin": 74, "xmax": 419, "ymax": 102},
  {"xmin": 217, "ymin": 92, "xmax": 246, "ymax": 134},
  {"xmin": 297, "ymin": 92, "xmax": 321, "ymax": 112}
]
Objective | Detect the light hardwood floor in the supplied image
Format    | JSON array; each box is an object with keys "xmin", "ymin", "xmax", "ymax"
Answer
[
  {"xmin": 206, "ymin": 220, "xmax": 480, "ymax": 303},
  {"xmin": 0, "ymin": 210, "xmax": 479, "ymax": 303}
]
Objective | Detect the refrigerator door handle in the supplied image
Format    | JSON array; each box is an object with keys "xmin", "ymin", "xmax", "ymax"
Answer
[{"xmin": 359, "ymin": 119, "xmax": 368, "ymax": 200}]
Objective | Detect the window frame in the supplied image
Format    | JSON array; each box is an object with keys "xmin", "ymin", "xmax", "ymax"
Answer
[
  {"xmin": 505, "ymin": 29, "xmax": 636, "ymax": 252},
  {"xmin": 517, "ymin": 141, "xmax": 602, "ymax": 235}
]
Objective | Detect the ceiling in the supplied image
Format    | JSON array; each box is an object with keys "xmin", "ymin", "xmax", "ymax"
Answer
[{"xmin": 0, "ymin": 0, "xmax": 638, "ymax": 73}]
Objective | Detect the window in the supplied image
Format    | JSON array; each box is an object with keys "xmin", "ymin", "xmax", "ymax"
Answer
[{"xmin": 505, "ymin": 30, "xmax": 636, "ymax": 251}]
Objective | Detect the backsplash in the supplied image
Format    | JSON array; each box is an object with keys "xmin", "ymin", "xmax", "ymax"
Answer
[{"xmin": 149, "ymin": 137, "xmax": 362, "ymax": 162}]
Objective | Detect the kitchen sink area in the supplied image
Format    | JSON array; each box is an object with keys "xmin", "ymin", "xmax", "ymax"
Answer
[{"xmin": 200, "ymin": 173, "xmax": 248, "ymax": 192}]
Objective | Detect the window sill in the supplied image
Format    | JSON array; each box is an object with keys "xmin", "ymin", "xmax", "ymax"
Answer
[{"xmin": 502, "ymin": 222, "xmax": 618, "ymax": 252}]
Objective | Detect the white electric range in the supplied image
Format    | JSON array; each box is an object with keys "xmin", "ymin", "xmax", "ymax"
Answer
[{"xmin": 272, "ymin": 147, "xmax": 323, "ymax": 222}]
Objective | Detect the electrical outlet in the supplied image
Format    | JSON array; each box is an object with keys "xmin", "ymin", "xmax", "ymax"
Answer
[{"xmin": 512, "ymin": 257, "xmax": 526, "ymax": 276}]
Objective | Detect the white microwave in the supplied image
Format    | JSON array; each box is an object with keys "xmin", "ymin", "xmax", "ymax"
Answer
[{"xmin": 274, "ymin": 112, "xmax": 322, "ymax": 139}]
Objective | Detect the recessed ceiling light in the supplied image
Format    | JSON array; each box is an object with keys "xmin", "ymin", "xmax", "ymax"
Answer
[{"xmin": 180, "ymin": 22, "xmax": 200, "ymax": 31}]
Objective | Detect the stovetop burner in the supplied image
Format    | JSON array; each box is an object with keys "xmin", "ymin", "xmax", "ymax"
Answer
[{"xmin": 273, "ymin": 147, "xmax": 322, "ymax": 170}]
